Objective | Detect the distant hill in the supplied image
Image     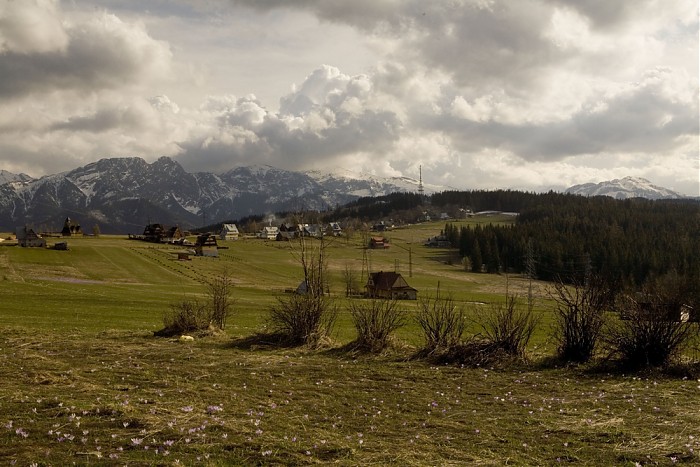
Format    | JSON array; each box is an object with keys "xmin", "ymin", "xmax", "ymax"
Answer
[
  {"xmin": 565, "ymin": 176, "xmax": 683, "ymax": 200},
  {"xmin": 0, "ymin": 157, "xmax": 442, "ymax": 233}
]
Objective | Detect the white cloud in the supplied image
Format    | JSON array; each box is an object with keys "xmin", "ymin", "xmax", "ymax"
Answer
[{"xmin": 0, "ymin": 0, "xmax": 696, "ymax": 197}]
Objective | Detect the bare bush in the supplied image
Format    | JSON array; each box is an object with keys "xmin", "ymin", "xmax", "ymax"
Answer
[
  {"xmin": 549, "ymin": 274, "xmax": 615, "ymax": 363},
  {"xmin": 158, "ymin": 299, "xmax": 210, "ymax": 336},
  {"xmin": 479, "ymin": 295, "xmax": 538, "ymax": 359},
  {"xmin": 268, "ymin": 293, "xmax": 337, "ymax": 347},
  {"xmin": 605, "ymin": 291, "xmax": 694, "ymax": 370},
  {"xmin": 349, "ymin": 299, "xmax": 406, "ymax": 353},
  {"xmin": 416, "ymin": 290, "xmax": 465, "ymax": 353}
]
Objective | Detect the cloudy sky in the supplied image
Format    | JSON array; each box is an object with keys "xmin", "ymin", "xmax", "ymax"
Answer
[{"xmin": 0, "ymin": 0, "xmax": 698, "ymax": 195}]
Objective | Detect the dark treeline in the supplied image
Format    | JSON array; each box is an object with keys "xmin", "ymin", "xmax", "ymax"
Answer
[
  {"xmin": 443, "ymin": 192, "xmax": 700, "ymax": 290},
  {"xmin": 323, "ymin": 192, "xmax": 425, "ymax": 221}
]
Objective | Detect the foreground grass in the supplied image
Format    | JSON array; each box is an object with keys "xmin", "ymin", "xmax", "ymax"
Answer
[{"xmin": 1, "ymin": 327, "xmax": 699, "ymax": 466}]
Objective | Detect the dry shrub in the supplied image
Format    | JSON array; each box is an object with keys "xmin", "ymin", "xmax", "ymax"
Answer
[
  {"xmin": 479, "ymin": 295, "xmax": 538, "ymax": 359},
  {"xmin": 156, "ymin": 299, "xmax": 211, "ymax": 337},
  {"xmin": 605, "ymin": 294, "xmax": 694, "ymax": 370},
  {"xmin": 348, "ymin": 298, "xmax": 406, "ymax": 353},
  {"xmin": 268, "ymin": 294, "xmax": 337, "ymax": 348},
  {"xmin": 416, "ymin": 291, "xmax": 465, "ymax": 353},
  {"xmin": 550, "ymin": 274, "xmax": 614, "ymax": 363},
  {"xmin": 433, "ymin": 338, "xmax": 517, "ymax": 367}
]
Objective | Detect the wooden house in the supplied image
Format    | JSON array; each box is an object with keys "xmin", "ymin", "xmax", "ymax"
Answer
[
  {"xmin": 194, "ymin": 233, "xmax": 219, "ymax": 257},
  {"xmin": 258, "ymin": 226, "xmax": 279, "ymax": 240},
  {"xmin": 369, "ymin": 236, "xmax": 390, "ymax": 249},
  {"xmin": 61, "ymin": 217, "xmax": 82, "ymax": 237},
  {"xmin": 164, "ymin": 226, "xmax": 184, "ymax": 243},
  {"xmin": 303, "ymin": 224, "xmax": 324, "ymax": 238},
  {"xmin": 327, "ymin": 222, "xmax": 343, "ymax": 237},
  {"xmin": 365, "ymin": 271, "xmax": 417, "ymax": 300},
  {"xmin": 220, "ymin": 223, "xmax": 239, "ymax": 241},
  {"xmin": 16, "ymin": 226, "xmax": 46, "ymax": 248},
  {"xmin": 143, "ymin": 223, "xmax": 166, "ymax": 243}
]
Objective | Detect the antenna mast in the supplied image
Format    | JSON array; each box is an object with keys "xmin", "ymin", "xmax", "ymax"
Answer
[{"xmin": 418, "ymin": 165, "xmax": 424, "ymax": 196}]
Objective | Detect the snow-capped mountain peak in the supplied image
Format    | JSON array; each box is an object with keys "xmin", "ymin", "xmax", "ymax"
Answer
[{"xmin": 565, "ymin": 176, "xmax": 683, "ymax": 200}]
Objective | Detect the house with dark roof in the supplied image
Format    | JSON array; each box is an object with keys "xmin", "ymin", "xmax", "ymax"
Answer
[
  {"xmin": 143, "ymin": 223, "xmax": 166, "ymax": 243},
  {"xmin": 16, "ymin": 226, "xmax": 46, "ymax": 248},
  {"xmin": 365, "ymin": 271, "xmax": 417, "ymax": 300},
  {"xmin": 61, "ymin": 217, "xmax": 82, "ymax": 237},
  {"xmin": 195, "ymin": 233, "xmax": 219, "ymax": 257}
]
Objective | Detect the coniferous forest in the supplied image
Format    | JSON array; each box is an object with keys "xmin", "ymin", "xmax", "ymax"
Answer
[{"xmin": 437, "ymin": 192, "xmax": 699, "ymax": 292}]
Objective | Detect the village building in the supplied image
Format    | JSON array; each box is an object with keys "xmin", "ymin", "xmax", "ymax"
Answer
[
  {"xmin": 16, "ymin": 226, "xmax": 46, "ymax": 248},
  {"xmin": 194, "ymin": 233, "xmax": 219, "ymax": 257},
  {"xmin": 143, "ymin": 223, "xmax": 166, "ymax": 243},
  {"xmin": 220, "ymin": 223, "xmax": 239, "ymax": 241},
  {"xmin": 327, "ymin": 222, "xmax": 343, "ymax": 237},
  {"xmin": 365, "ymin": 271, "xmax": 417, "ymax": 300},
  {"xmin": 258, "ymin": 226, "xmax": 279, "ymax": 240},
  {"xmin": 164, "ymin": 226, "xmax": 184, "ymax": 243},
  {"xmin": 303, "ymin": 224, "xmax": 324, "ymax": 238},
  {"xmin": 61, "ymin": 217, "xmax": 82, "ymax": 237},
  {"xmin": 276, "ymin": 223, "xmax": 302, "ymax": 241},
  {"xmin": 369, "ymin": 236, "xmax": 390, "ymax": 249}
]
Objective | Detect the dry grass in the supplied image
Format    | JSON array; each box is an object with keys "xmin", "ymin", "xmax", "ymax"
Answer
[{"xmin": 1, "ymin": 328, "xmax": 699, "ymax": 465}]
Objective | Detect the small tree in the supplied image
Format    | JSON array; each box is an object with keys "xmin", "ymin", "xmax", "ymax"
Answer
[
  {"xmin": 209, "ymin": 268, "xmax": 234, "ymax": 330},
  {"xmin": 417, "ymin": 289, "xmax": 465, "ymax": 353},
  {"xmin": 349, "ymin": 299, "xmax": 406, "ymax": 353},
  {"xmin": 342, "ymin": 263, "xmax": 360, "ymax": 297},
  {"xmin": 550, "ymin": 273, "xmax": 615, "ymax": 363}
]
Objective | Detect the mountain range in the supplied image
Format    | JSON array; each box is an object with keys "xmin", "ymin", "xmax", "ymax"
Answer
[
  {"xmin": 0, "ymin": 157, "xmax": 436, "ymax": 234},
  {"xmin": 0, "ymin": 157, "xmax": 687, "ymax": 234}
]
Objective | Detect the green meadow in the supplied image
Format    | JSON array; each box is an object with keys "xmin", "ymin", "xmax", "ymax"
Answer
[{"xmin": 1, "ymin": 220, "xmax": 698, "ymax": 465}]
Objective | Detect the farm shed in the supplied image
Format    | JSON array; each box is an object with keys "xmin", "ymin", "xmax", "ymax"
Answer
[
  {"xmin": 365, "ymin": 271, "xmax": 417, "ymax": 300},
  {"xmin": 195, "ymin": 233, "xmax": 219, "ymax": 257},
  {"xmin": 16, "ymin": 226, "xmax": 46, "ymax": 248}
]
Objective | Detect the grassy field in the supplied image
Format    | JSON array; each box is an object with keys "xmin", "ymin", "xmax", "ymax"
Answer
[{"xmin": 1, "ymin": 221, "xmax": 699, "ymax": 465}]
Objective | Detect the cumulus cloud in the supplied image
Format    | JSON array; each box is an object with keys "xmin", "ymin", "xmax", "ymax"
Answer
[
  {"xmin": 175, "ymin": 66, "xmax": 402, "ymax": 173},
  {"xmin": 0, "ymin": 0, "xmax": 697, "ymax": 196}
]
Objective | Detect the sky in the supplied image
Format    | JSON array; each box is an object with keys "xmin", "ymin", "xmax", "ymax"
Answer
[{"xmin": 0, "ymin": 0, "xmax": 698, "ymax": 195}]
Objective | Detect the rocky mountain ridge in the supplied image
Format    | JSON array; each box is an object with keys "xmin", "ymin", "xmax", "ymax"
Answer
[{"xmin": 0, "ymin": 157, "xmax": 430, "ymax": 233}]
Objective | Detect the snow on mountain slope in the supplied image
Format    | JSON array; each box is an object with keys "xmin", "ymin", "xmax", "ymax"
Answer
[{"xmin": 565, "ymin": 177, "xmax": 683, "ymax": 200}]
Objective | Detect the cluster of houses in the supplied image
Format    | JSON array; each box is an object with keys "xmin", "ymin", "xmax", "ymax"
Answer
[{"xmin": 257, "ymin": 222, "xmax": 343, "ymax": 241}]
